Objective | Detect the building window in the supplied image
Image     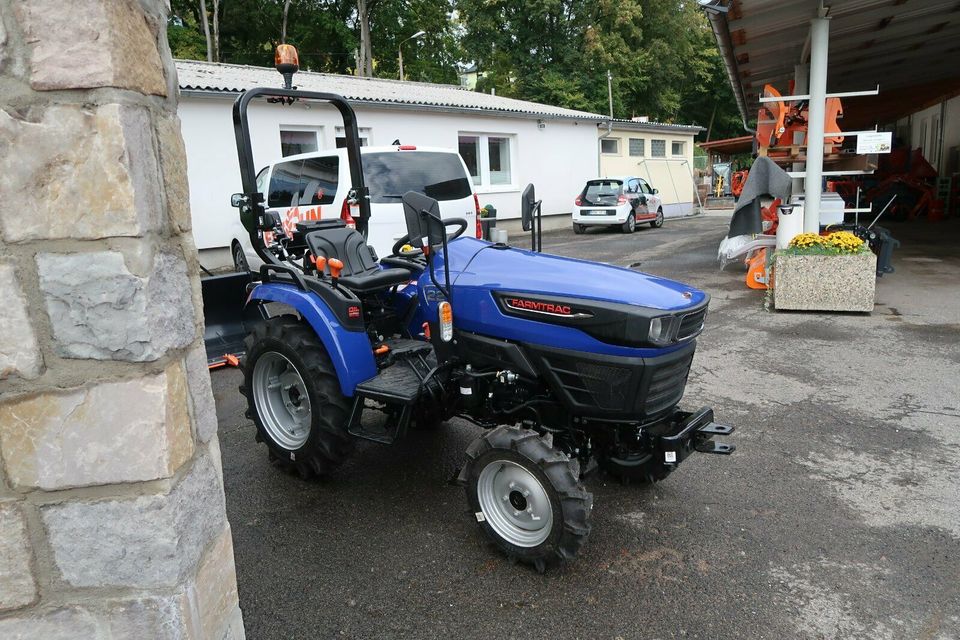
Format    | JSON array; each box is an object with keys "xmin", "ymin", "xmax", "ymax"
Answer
[
  {"xmin": 600, "ymin": 138, "xmax": 619, "ymax": 154},
  {"xmin": 280, "ymin": 129, "xmax": 318, "ymax": 157},
  {"xmin": 458, "ymin": 135, "xmax": 481, "ymax": 182},
  {"xmin": 629, "ymin": 138, "xmax": 645, "ymax": 157},
  {"xmin": 651, "ymin": 139, "xmax": 666, "ymax": 158},
  {"xmin": 672, "ymin": 141, "xmax": 685, "ymax": 156},
  {"xmin": 335, "ymin": 126, "xmax": 371, "ymax": 148},
  {"xmin": 458, "ymin": 132, "xmax": 514, "ymax": 188},
  {"xmin": 487, "ymin": 136, "xmax": 511, "ymax": 185}
]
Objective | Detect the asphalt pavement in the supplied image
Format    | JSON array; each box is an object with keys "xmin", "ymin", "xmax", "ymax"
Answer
[{"xmin": 212, "ymin": 215, "xmax": 960, "ymax": 640}]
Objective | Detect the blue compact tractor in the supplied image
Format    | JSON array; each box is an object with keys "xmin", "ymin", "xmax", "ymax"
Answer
[{"xmin": 225, "ymin": 48, "xmax": 734, "ymax": 571}]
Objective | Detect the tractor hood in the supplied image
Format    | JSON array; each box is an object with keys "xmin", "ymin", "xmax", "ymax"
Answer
[
  {"xmin": 447, "ymin": 238, "xmax": 708, "ymax": 311},
  {"xmin": 439, "ymin": 238, "xmax": 709, "ymax": 356}
]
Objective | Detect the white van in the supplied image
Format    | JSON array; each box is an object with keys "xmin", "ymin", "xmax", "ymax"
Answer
[{"xmin": 231, "ymin": 145, "xmax": 481, "ymax": 271}]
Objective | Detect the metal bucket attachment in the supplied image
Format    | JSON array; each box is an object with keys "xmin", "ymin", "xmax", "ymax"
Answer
[{"xmin": 201, "ymin": 272, "xmax": 266, "ymax": 367}]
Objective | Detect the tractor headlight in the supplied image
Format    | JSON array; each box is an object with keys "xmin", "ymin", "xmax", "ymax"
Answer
[{"xmin": 647, "ymin": 315, "xmax": 677, "ymax": 346}]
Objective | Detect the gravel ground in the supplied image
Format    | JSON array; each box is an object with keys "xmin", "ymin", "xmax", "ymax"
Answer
[{"xmin": 212, "ymin": 215, "xmax": 960, "ymax": 640}]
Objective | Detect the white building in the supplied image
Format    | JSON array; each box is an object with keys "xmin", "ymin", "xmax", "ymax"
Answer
[
  {"xmin": 174, "ymin": 60, "xmax": 605, "ymax": 266},
  {"xmin": 598, "ymin": 119, "xmax": 704, "ymax": 217}
]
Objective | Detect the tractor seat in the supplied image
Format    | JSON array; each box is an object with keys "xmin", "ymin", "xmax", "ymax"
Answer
[{"xmin": 305, "ymin": 226, "xmax": 411, "ymax": 293}]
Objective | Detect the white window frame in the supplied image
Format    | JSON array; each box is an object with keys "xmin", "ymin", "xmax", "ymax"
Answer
[
  {"xmin": 334, "ymin": 126, "xmax": 372, "ymax": 148},
  {"xmin": 279, "ymin": 125, "xmax": 322, "ymax": 157},
  {"xmin": 458, "ymin": 131, "xmax": 517, "ymax": 192},
  {"xmin": 671, "ymin": 141, "xmax": 685, "ymax": 157},
  {"xmin": 600, "ymin": 137, "xmax": 621, "ymax": 155}
]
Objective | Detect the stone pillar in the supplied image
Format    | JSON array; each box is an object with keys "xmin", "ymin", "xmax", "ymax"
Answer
[{"xmin": 0, "ymin": 1, "xmax": 244, "ymax": 637}]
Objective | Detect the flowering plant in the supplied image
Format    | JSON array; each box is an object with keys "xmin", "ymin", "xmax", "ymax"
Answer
[{"xmin": 782, "ymin": 231, "xmax": 868, "ymax": 255}]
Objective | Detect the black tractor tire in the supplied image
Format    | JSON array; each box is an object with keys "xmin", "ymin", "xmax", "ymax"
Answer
[
  {"xmin": 600, "ymin": 451, "xmax": 673, "ymax": 485},
  {"xmin": 461, "ymin": 426, "xmax": 593, "ymax": 572},
  {"xmin": 621, "ymin": 212, "xmax": 636, "ymax": 233},
  {"xmin": 650, "ymin": 208, "xmax": 664, "ymax": 228},
  {"xmin": 232, "ymin": 241, "xmax": 250, "ymax": 273},
  {"xmin": 573, "ymin": 223, "xmax": 585, "ymax": 235},
  {"xmin": 240, "ymin": 316, "xmax": 354, "ymax": 478}
]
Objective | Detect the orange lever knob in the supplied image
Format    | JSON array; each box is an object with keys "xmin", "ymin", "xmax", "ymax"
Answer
[
  {"xmin": 328, "ymin": 258, "xmax": 344, "ymax": 278},
  {"xmin": 314, "ymin": 255, "xmax": 327, "ymax": 274}
]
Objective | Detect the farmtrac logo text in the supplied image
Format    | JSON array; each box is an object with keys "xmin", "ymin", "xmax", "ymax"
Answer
[{"xmin": 506, "ymin": 298, "xmax": 575, "ymax": 316}]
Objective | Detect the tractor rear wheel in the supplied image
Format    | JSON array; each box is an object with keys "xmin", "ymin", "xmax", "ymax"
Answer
[
  {"xmin": 241, "ymin": 316, "xmax": 353, "ymax": 478},
  {"xmin": 461, "ymin": 426, "xmax": 592, "ymax": 572}
]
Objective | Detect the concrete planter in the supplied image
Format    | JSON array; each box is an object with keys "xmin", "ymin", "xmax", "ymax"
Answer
[{"xmin": 773, "ymin": 252, "xmax": 877, "ymax": 312}]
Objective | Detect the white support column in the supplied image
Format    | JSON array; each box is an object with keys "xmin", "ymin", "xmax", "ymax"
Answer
[
  {"xmin": 803, "ymin": 15, "xmax": 830, "ymax": 233},
  {"xmin": 791, "ymin": 64, "xmax": 809, "ymax": 196}
]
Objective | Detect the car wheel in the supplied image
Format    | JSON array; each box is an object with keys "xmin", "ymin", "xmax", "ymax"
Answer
[
  {"xmin": 621, "ymin": 212, "xmax": 636, "ymax": 233},
  {"xmin": 650, "ymin": 208, "xmax": 664, "ymax": 228},
  {"xmin": 573, "ymin": 223, "xmax": 584, "ymax": 235},
  {"xmin": 232, "ymin": 242, "xmax": 250, "ymax": 272}
]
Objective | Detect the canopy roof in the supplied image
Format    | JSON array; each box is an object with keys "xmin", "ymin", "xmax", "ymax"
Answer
[{"xmin": 703, "ymin": 0, "xmax": 960, "ymax": 129}]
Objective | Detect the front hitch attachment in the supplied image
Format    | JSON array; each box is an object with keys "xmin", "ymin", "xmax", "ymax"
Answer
[{"xmin": 657, "ymin": 407, "xmax": 736, "ymax": 467}]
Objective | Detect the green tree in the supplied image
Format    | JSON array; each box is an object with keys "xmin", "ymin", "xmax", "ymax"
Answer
[{"xmin": 458, "ymin": 0, "xmax": 742, "ymax": 137}]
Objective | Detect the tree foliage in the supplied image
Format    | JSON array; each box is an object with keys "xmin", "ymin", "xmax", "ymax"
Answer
[{"xmin": 166, "ymin": 0, "xmax": 742, "ymax": 138}]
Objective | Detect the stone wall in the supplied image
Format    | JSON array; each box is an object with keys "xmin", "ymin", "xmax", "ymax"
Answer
[{"xmin": 0, "ymin": 0, "xmax": 243, "ymax": 637}]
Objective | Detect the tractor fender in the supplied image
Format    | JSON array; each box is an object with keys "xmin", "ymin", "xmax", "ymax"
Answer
[{"xmin": 246, "ymin": 283, "xmax": 376, "ymax": 396}]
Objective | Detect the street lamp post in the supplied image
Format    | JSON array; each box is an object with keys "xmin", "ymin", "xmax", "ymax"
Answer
[{"xmin": 398, "ymin": 30, "xmax": 425, "ymax": 81}]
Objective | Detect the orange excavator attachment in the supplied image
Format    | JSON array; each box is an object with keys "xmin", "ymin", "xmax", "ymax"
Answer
[
  {"xmin": 746, "ymin": 248, "xmax": 770, "ymax": 290},
  {"xmin": 756, "ymin": 85, "xmax": 786, "ymax": 150}
]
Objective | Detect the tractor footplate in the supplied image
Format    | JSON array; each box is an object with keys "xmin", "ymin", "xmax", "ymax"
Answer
[{"xmin": 348, "ymin": 344, "xmax": 436, "ymax": 444}]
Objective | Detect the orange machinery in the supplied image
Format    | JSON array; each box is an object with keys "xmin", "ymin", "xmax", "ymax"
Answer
[{"xmin": 756, "ymin": 84, "xmax": 844, "ymax": 160}]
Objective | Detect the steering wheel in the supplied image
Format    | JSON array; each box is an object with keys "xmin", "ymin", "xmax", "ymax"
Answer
[{"xmin": 391, "ymin": 217, "xmax": 469, "ymax": 258}]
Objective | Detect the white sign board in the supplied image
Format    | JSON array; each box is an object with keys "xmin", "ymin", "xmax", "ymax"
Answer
[{"xmin": 856, "ymin": 131, "xmax": 892, "ymax": 154}]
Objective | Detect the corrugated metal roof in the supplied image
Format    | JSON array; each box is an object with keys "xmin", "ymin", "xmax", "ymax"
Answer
[
  {"xmin": 607, "ymin": 118, "xmax": 704, "ymax": 134},
  {"xmin": 174, "ymin": 59, "xmax": 606, "ymax": 121},
  {"xmin": 703, "ymin": 0, "xmax": 960, "ymax": 127}
]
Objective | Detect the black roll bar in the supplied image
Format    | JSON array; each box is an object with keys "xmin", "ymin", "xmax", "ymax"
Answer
[{"xmin": 232, "ymin": 87, "xmax": 371, "ymax": 267}]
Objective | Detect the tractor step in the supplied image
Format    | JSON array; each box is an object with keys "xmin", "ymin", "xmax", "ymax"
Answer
[
  {"xmin": 353, "ymin": 360, "xmax": 426, "ymax": 405},
  {"xmin": 347, "ymin": 345, "xmax": 436, "ymax": 444}
]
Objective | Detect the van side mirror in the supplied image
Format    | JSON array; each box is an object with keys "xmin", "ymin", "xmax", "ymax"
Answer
[{"xmin": 521, "ymin": 183, "xmax": 536, "ymax": 232}]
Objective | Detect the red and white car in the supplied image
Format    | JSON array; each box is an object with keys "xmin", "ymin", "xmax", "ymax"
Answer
[{"xmin": 572, "ymin": 176, "xmax": 663, "ymax": 234}]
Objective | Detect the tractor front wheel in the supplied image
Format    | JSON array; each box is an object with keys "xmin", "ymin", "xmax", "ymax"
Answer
[
  {"xmin": 241, "ymin": 316, "xmax": 354, "ymax": 478},
  {"xmin": 461, "ymin": 426, "xmax": 592, "ymax": 572}
]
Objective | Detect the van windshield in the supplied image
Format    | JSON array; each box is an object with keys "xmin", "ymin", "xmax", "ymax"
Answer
[
  {"xmin": 362, "ymin": 152, "xmax": 472, "ymax": 204},
  {"xmin": 581, "ymin": 180, "xmax": 623, "ymax": 206}
]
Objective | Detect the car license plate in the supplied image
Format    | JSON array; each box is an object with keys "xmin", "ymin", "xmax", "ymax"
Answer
[{"xmin": 582, "ymin": 209, "xmax": 612, "ymax": 216}]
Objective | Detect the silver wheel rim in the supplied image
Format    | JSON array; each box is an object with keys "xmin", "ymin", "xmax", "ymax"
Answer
[
  {"xmin": 252, "ymin": 352, "xmax": 312, "ymax": 450},
  {"xmin": 628, "ymin": 215, "xmax": 635, "ymax": 231},
  {"xmin": 657, "ymin": 210, "xmax": 663, "ymax": 225},
  {"xmin": 477, "ymin": 460, "xmax": 554, "ymax": 547}
]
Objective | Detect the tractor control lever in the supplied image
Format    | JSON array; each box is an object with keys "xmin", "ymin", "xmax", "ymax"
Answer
[
  {"xmin": 328, "ymin": 258, "xmax": 344, "ymax": 289},
  {"xmin": 313, "ymin": 255, "xmax": 327, "ymax": 277}
]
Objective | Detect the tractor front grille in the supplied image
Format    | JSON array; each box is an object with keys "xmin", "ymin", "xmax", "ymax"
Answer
[
  {"xmin": 677, "ymin": 307, "xmax": 707, "ymax": 341},
  {"xmin": 528, "ymin": 341, "xmax": 696, "ymax": 420}
]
